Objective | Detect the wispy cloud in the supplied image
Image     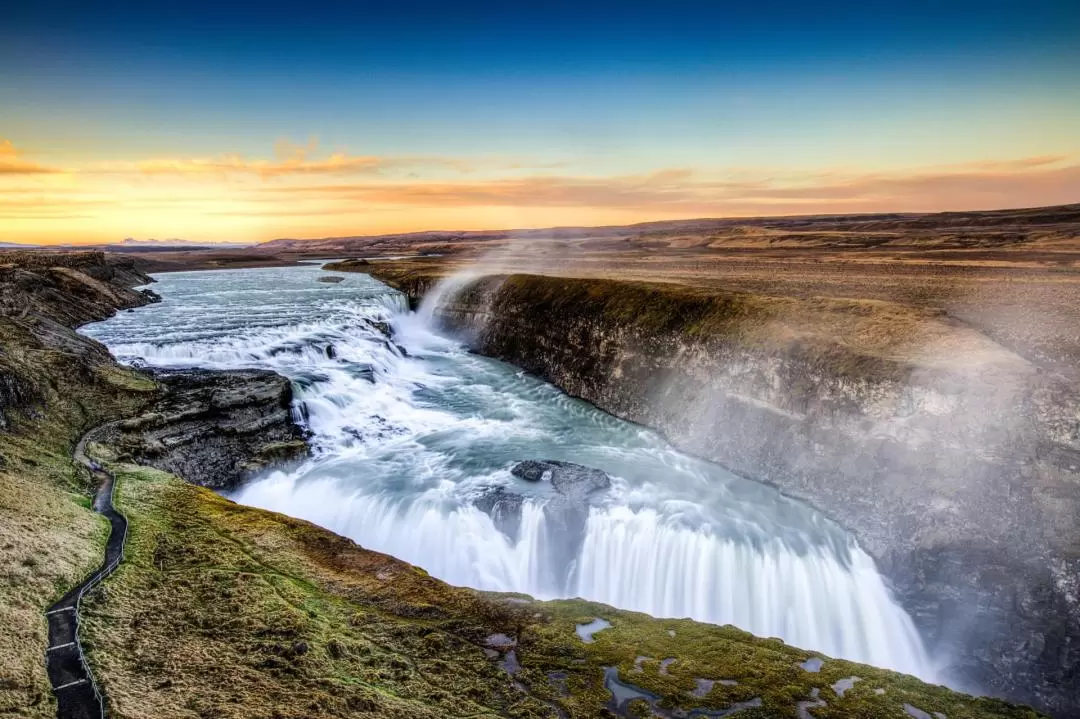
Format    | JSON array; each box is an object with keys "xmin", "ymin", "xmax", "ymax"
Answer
[
  {"xmin": 247, "ymin": 157, "xmax": 1080, "ymax": 213},
  {"xmin": 0, "ymin": 139, "xmax": 62, "ymax": 175},
  {"xmin": 99, "ymin": 138, "xmax": 477, "ymax": 179}
]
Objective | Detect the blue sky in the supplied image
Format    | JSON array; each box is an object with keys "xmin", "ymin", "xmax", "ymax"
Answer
[{"xmin": 2, "ymin": 0, "xmax": 1078, "ymax": 242}]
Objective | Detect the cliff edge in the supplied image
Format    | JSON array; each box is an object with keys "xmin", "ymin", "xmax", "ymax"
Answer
[{"xmin": 366, "ymin": 264, "xmax": 1080, "ymax": 718}]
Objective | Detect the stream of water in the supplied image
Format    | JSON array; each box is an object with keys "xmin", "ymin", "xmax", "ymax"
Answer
[{"xmin": 82, "ymin": 263, "xmax": 933, "ymax": 679}]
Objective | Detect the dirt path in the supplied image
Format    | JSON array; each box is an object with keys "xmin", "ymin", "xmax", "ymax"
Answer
[{"xmin": 44, "ymin": 424, "xmax": 128, "ymax": 719}]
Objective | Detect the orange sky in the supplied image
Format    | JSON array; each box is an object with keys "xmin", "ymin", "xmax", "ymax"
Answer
[{"xmin": 3, "ymin": 137, "xmax": 1078, "ymax": 245}]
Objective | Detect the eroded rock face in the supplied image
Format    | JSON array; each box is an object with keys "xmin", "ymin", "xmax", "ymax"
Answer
[
  {"xmin": 476, "ymin": 460, "xmax": 611, "ymax": 593},
  {"xmin": 101, "ymin": 369, "xmax": 309, "ymax": 490},
  {"xmin": 0, "ymin": 251, "xmax": 157, "ymax": 327},
  {"xmin": 0, "ymin": 252, "xmax": 160, "ymax": 429},
  {"xmin": 407, "ymin": 271, "xmax": 1080, "ymax": 717}
]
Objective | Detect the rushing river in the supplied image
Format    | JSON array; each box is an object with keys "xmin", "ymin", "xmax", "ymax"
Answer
[{"xmin": 83, "ymin": 263, "xmax": 932, "ymax": 679}]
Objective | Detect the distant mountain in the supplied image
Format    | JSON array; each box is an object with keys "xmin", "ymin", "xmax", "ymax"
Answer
[
  {"xmin": 119, "ymin": 238, "xmax": 252, "ymax": 248},
  {"xmin": 255, "ymin": 203, "xmax": 1080, "ymax": 254},
  {"xmin": 0, "ymin": 241, "xmax": 43, "ymax": 248}
]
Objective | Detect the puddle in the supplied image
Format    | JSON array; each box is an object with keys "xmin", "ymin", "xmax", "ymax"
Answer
[
  {"xmin": 547, "ymin": 670, "xmax": 570, "ymax": 696},
  {"xmin": 799, "ymin": 657, "xmax": 824, "ymax": 672},
  {"xmin": 603, "ymin": 667, "xmax": 763, "ymax": 718},
  {"xmin": 719, "ymin": 680, "xmax": 738, "ymax": 687},
  {"xmin": 796, "ymin": 688, "xmax": 826, "ymax": 719},
  {"xmin": 499, "ymin": 649, "xmax": 521, "ymax": 675},
  {"xmin": 874, "ymin": 688, "xmax": 886, "ymax": 695},
  {"xmin": 831, "ymin": 676, "xmax": 860, "ymax": 698},
  {"xmin": 659, "ymin": 657, "xmax": 677, "ymax": 675},
  {"xmin": 576, "ymin": 618, "xmax": 612, "ymax": 643},
  {"xmin": 668, "ymin": 630, "xmax": 677, "ymax": 637},
  {"xmin": 691, "ymin": 679, "xmax": 715, "ymax": 697},
  {"xmin": 903, "ymin": 705, "xmax": 946, "ymax": 719},
  {"xmin": 605, "ymin": 666, "xmax": 662, "ymax": 715},
  {"xmin": 632, "ymin": 655, "xmax": 653, "ymax": 673},
  {"xmin": 485, "ymin": 633, "xmax": 516, "ymax": 648}
]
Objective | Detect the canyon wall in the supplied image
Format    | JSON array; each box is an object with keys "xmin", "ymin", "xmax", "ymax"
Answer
[{"xmin": 376, "ymin": 268, "xmax": 1080, "ymax": 717}]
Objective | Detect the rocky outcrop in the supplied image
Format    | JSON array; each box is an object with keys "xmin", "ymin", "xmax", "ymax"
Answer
[
  {"xmin": 477, "ymin": 460, "xmax": 611, "ymax": 593},
  {"xmin": 322, "ymin": 258, "xmax": 370, "ymax": 272},
  {"xmin": 382, "ymin": 269, "xmax": 1080, "ymax": 717},
  {"xmin": 0, "ymin": 252, "xmax": 160, "ymax": 431},
  {"xmin": 0, "ymin": 250, "xmax": 308, "ymax": 491},
  {"xmin": 99, "ymin": 369, "xmax": 309, "ymax": 490},
  {"xmin": 0, "ymin": 251, "xmax": 158, "ymax": 327}
]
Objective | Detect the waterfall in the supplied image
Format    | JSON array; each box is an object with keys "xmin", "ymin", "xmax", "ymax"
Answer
[{"xmin": 81, "ymin": 264, "xmax": 935, "ymax": 682}]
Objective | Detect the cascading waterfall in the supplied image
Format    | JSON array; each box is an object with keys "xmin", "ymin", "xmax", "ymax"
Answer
[{"xmin": 82, "ymin": 263, "xmax": 934, "ymax": 681}]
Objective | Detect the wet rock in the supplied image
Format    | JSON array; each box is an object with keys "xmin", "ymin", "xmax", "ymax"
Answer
[
  {"xmin": 325, "ymin": 344, "xmax": 337, "ymax": 359},
  {"xmin": 317, "ymin": 275, "xmax": 345, "ymax": 284},
  {"xmin": 510, "ymin": 459, "xmax": 612, "ymax": 496},
  {"xmin": 473, "ymin": 487, "xmax": 524, "ymax": 542},
  {"xmin": 506, "ymin": 460, "xmax": 611, "ymax": 590},
  {"xmin": 511, "ymin": 460, "xmax": 552, "ymax": 482},
  {"xmin": 351, "ymin": 363, "xmax": 376, "ymax": 383},
  {"xmin": 102, "ymin": 368, "xmax": 310, "ymax": 490}
]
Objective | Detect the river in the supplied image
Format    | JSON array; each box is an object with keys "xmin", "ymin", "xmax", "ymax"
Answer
[{"xmin": 81, "ymin": 262, "xmax": 932, "ymax": 679}]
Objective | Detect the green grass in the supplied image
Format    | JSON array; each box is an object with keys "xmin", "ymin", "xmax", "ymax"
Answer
[
  {"xmin": 73, "ymin": 461, "xmax": 1043, "ymax": 719},
  {"xmin": 0, "ymin": 317, "xmax": 158, "ymax": 717}
]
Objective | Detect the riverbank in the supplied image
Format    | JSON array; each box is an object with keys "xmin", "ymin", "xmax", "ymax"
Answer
[
  {"xmin": 360, "ymin": 260, "xmax": 1080, "ymax": 717},
  {"xmin": 0, "ymin": 251, "xmax": 1046, "ymax": 718}
]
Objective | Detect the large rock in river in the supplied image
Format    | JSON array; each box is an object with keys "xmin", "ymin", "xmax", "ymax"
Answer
[
  {"xmin": 477, "ymin": 460, "xmax": 611, "ymax": 593},
  {"xmin": 101, "ymin": 368, "xmax": 309, "ymax": 490}
]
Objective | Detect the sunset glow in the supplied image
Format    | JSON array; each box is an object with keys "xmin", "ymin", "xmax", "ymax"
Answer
[{"xmin": 3, "ymin": 1, "xmax": 1078, "ymax": 244}]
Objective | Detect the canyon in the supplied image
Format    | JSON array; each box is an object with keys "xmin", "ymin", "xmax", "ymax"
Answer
[
  {"xmin": 362, "ymin": 261, "xmax": 1080, "ymax": 717},
  {"xmin": 0, "ymin": 249, "xmax": 1065, "ymax": 718}
]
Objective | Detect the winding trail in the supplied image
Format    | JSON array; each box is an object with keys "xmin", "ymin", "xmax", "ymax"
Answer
[{"xmin": 44, "ymin": 424, "xmax": 128, "ymax": 719}]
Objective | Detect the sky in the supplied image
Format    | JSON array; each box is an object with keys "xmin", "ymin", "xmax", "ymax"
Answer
[{"xmin": 2, "ymin": 0, "xmax": 1079, "ymax": 245}]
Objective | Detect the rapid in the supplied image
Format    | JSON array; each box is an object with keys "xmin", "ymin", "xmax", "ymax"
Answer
[{"xmin": 82, "ymin": 263, "xmax": 933, "ymax": 680}]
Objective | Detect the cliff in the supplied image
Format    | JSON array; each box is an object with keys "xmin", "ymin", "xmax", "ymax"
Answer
[
  {"xmin": 0, "ymin": 259, "xmax": 1045, "ymax": 716},
  {"xmin": 369, "ymin": 266, "xmax": 1080, "ymax": 718}
]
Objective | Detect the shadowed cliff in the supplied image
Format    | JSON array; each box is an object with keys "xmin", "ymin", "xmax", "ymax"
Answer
[
  {"xmin": 361, "ymin": 262, "xmax": 1080, "ymax": 718},
  {"xmin": 0, "ymin": 260, "xmax": 1050, "ymax": 717}
]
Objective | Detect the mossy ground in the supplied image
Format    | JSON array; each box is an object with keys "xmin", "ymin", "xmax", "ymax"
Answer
[
  {"xmin": 0, "ymin": 317, "xmax": 157, "ymax": 717},
  {"xmin": 0, "ymin": 267, "xmax": 1048, "ymax": 719},
  {"xmin": 73, "ymin": 457, "xmax": 1043, "ymax": 719}
]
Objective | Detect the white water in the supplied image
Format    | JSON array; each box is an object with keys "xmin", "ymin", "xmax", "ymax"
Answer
[{"xmin": 83, "ymin": 263, "xmax": 933, "ymax": 679}]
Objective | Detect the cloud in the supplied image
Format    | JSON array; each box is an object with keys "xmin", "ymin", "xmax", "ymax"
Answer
[
  {"xmin": 118, "ymin": 137, "xmax": 475, "ymax": 179},
  {"xmin": 0, "ymin": 139, "xmax": 62, "ymax": 175},
  {"xmin": 247, "ymin": 157, "xmax": 1080, "ymax": 214}
]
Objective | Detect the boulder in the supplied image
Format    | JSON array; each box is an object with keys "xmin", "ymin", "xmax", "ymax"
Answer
[{"xmin": 476, "ymin": 460, "xmax": 612, "ymax": 593}]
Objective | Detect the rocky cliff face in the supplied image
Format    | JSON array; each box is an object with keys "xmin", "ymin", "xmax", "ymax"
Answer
[
  {"xmin": 377, "ymin": 269, "xmax": 1080, "ymax": 718},
  {"xmin": 99, "ymin": 369, "xmax": 308, "ymax": 490},
  {"xmin": 0, "ymin": 251, "xmax": 307, "ymax": 487},
  {"xmin": 0, "ymin": 252, "xmax": 159, "ymax": 431}
]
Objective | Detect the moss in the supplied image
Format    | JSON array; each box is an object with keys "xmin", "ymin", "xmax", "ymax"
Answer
[
  {"xmin": 71, "ymin": 461, "xmax": 1043, "ymax": 719},
  {"xmin": 0, "ymin": 318, "xmax": 158, "ymax": 718}
]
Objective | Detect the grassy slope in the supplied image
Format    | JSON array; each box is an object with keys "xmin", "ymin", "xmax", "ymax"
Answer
[
  {"xmin": 74, "ymin": 457, "xmax": 1043, "ymax": 719},
  {"xmin": 0, "ymin": 319, "xmax": 157, "ymax": 717},
  {"xmin": 0, "ymin": 259, "xmax": 1046, "ymax": 719}
]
